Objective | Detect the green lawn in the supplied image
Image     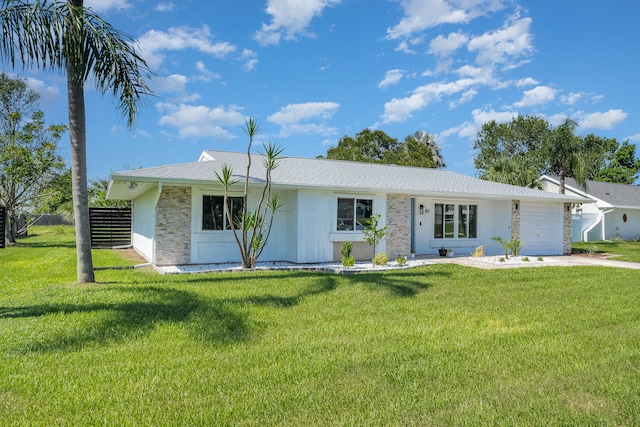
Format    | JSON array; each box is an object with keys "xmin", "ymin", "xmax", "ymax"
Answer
[
  {"xmin": 1, "ymin": 227, "xmax": 639, "ymax": 425},
  {"xmin": 573, "ymin": 239, "xmax": 640, "ymax": 263}
]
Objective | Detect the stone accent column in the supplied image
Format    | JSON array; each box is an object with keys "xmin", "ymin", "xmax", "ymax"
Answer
[
  {"xmin": 155, "ymin": 186, "xmax": 192, "ymax": 265},
  {"xmin": 563, "ymin": 203, "xmax": 572, "ymax": 255},
  {"xmin": 511, "ymin": 200, "xmax": 520, "ymax": 239},
  {"xmin": 385, "ymin": 194, "xmax": 411, "ymax": 258}
]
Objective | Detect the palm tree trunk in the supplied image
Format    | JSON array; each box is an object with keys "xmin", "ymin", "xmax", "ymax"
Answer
[{"xmin": 68, "ymin": 74, "xmax": 94, "ymax": 283}]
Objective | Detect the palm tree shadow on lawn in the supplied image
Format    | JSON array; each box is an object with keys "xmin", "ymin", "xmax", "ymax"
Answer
[
  {"xmin": 0, "ymin": 276, "xmax": 340, "ymax": 352},
  {"xmin": 1, "ymin": 269, "xmax": 445, "ymax": 353}
]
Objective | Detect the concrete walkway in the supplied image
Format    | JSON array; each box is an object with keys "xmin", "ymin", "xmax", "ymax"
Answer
[{"xmin": 425, "ymin": 254, "xmax": 640, "ymax": 270}]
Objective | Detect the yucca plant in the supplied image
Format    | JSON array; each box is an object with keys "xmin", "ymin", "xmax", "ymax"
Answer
[{"xmin": 215, "ymin": 118, "xmax": 284, "ymax": 269}]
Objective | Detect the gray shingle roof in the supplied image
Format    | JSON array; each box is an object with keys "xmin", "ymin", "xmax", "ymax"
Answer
[
  {"xmin": 109, "ymin": 150, "xmax": 587, "ymax": 203},
  {"xmin": 561, "ymin": 177, "xmax": 640, "ymax": 208}
]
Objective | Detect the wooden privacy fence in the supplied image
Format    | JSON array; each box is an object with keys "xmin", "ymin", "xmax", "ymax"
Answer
[
  {"xmin": 0, "ymin": 206, "xmax": 5, "ymax": 249},
  {"xmin": 90, "ymin": 207, "xmax": 132, "ymax": 248}
]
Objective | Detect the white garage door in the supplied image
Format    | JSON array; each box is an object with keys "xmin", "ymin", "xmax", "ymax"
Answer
[{"xmin": 520, "ymin": 202, "xmax": 563, "ymax": 255}]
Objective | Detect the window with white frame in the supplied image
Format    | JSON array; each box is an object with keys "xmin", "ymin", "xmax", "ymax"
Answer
[
  {"xmin": 336, "ymin": 197, "xmax": 373, "ymax": 231},
  {"xmin": 202, "ymin": 195, "xmax": 244, "ymax": 230},
  {"xmin": 434, "ymin": 203, "xmax": 477, "ymax": 239}
]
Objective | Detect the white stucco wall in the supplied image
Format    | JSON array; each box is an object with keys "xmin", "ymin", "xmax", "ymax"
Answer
[
  {"xmin": 131, "ymin": 187, "xmax": 156, "ymax": 262},
  {"xmin": 295, "ymin": 190, "xmax": 386, "ymax": 263},
  {"xmin": 412, "ymin": 197, "xmax": 511, "ymax": 256},
  {"xmin": 190, "ymin": 187, "xmax": 298, "ymax": 264},
  {"xmin": 604, "ymin": 208, "xmax": 640, "ymax": 241}
]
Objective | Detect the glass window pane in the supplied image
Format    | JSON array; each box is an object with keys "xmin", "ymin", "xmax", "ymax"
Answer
[
  {"xmin": 355, "ymin": 199, "xmax": 373, "ymax": 230},
  {"xmin": 203, "ymin": 195, "xmax": 224, "ymax": 230},
  {"xmin": 227, "ymin": 197, "xmax": 244, "ymax": 229},
  {"xmin": 337, "ymin": 198, "xmax": 354, "ymax": 230},
  {"xmin": 444, "ymin": 204, "xmax": 455, "ymax": 238},
  {"xmin": 434, "ymin": 203, "xmax": 443, "ymax": 238},
  {"xmin": 469, "ymin": 205, "xmax": 478, "ymax": 238},
  {"xmin": 458, "ymin": 205, "xmax": 468, "ymax": 238}
]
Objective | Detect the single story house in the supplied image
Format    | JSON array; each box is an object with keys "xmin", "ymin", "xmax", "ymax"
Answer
[
  {"xmin": 540, "ymin": 175, "xmax": 640, "ymax": 242},
  {"xmin": 107, "ymin": 150, "xmax": 587, "ymax": 266}
]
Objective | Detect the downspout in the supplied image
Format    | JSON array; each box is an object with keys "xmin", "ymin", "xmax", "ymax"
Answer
[
  {"xmin": 154, "ymin": 181, "xmax": 163, "ymax": 207},
  {"xmin": 582, "ymin": 207, "xmax": 614, "ymax": 242}
]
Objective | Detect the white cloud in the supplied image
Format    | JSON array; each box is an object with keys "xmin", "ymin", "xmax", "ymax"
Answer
[
  {"xmin": 137, "ymin": 26, "xmax": 237, "ymax": 70},
  {"xmin": 560, "ymin": 92, "xmax": 583, "ymax": 105},
  {"xmin": 514, "ymin": 85, "xmax": 557, "ymax": 107},
  {"xmin": 429, "ymin": 31, "xmax": 469, "ymax": 57},
  {"xmin": 381, "ymin": 78, "xmax": 477, "ymax": 123},
  {"xmin": 378, "ymin": 69, "xmax": 406, "ymax": 88},
  {"xmin": 626, "ymin": 132, "xmax": 640, "ymax": 142},
  {"xmin": 155, "ymin": 2, "xmax": 175, "ymax": 12},
  {"xmin": 515, "ymin": 77, "xmax": 538, "ymax": 87},
  {"xmin": 156, "ymin": 103, "xmax": 245, "ymax": 139},
  {"xmin": 253, "ymin": 0, "xmax": 342, "ymax": 46},
  {"xmin": 395, "ymin": 41, "xmax": 416, "ymax": 54},
  {"xmin": 467, "ymin": 16, "xmax": 533, "ymax": 66},
  {"xmin": 240, "ymin": 49, "xmax": 258, "ymax": 71},
  {"xmin": 195, "ymin": 61, "xmax": 221, "ymax": 82},
  {"xmin": 471, "ymin": 108, "xmax": 518, "ymax": 124},
  {"xmin": 449, "ymin": 89, "xmax": 477, "ymax": 108},
  {"xmin": 387, "ymin": 0, "xmax": 506, "ymax": 39},
  {"xmin": 268, "ymin": 102, "xmax": 339, "ymax": 125},
  {"xmin": 441, "ymin": 108, "xmax": 518, "ymax": 141},
  {"xmin": 578, "ymin": 109, "xmax": 628, "ymax": 130},
  {"xmin": 154, "ymin": 74, "xmax": 188, "ymax": 93},
  {"xmin": 25, "ymin": 77, "xmax": 60, "ymax": 107},
  {"xmin": 268, "ymin": 102, "xmax": 340, "ymax": 137},
  {"xmin": 85, "ymin": 0, "xmax": 130, "ymax": 12}
]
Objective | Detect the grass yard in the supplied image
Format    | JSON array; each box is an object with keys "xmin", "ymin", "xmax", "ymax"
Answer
[
  {"xmin": 1, "ymin": 227, "xmax": 639, "ymax": 425},
  {"xmin": 573, "ymin": 239, "xmax": 640, "ymax": 263}
]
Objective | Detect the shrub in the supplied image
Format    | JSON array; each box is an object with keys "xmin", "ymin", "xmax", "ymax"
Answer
[
  {"xmin": 537, "ymin": 256, "xmax": 544, "ymax": 261},
  {"xmin": 491, "ymin": 236, "xmax": 521, "ymax": 259},
  {"xmin": 499, "ymin": 257, "xmax": 505, "ymax": 262},
  {"xmin": 522, "ymin": 256, "xmax": 530, "ymax": 262},
  {"xmin": 373, "ymin": 251, "xmax": 389, "ymax": 266},
  {"xmin": 395, "ymin": 255, "xmax": 407, "ymax": 266},
  {"xmin": 510, "ymin": 239, "xmax": 521, "ymax": 257},
  {"xmin": 340, "ymin": 241, "xmax": 353, "ymax": 258},
  {"xmin": 342, "ymin": 256, "xmax": 355, "ymax": 267}
]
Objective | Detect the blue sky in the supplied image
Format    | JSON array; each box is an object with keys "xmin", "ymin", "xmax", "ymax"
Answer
[{"xmin": 17, "ymin": 0, "xmax": 640, "ymax": 180}]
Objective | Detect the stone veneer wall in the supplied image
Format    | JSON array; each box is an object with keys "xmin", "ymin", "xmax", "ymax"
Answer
[
  {"xmin": 385, "ymin": 194, "xmax": 411, "ymax": 257},
  {"xmin": 511, "ymin": 199, "xmax": 520, "ymax": 239},
  {"xmin": 155, "ymin": 186, "xmax": 192, "ymax": 265},
  {"xmin": 563, "ymin": 203, "xmax": 572, "ymax": 255}
]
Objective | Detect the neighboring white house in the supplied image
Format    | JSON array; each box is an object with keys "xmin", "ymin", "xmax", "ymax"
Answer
[
  {"xmin": 107, "ymin": 150, "xmax": 587, "ymax": 266},
  {"xmin": 540, "ymin": 175, "xmax": 640, "ymax": 242}
]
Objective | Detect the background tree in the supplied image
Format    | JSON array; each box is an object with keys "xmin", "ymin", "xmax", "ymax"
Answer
[
  {"xmin": 320, "ymin": 128, "xmax": 443, "ymax": 168},
  {"xmin": 403, "ymin": 130, "xmax": 445, "ymax": 168},
  {"xmin": 88, "ymin": 178, "xmax": 130, "ymax": 208},
  {"xmin": 473, "ymin": 115, "xmax": 549, "ymax": 186},
  {"xmin": 0, "ymin": 0, "xmax": 153, "ymax": 282},
  {"xmin": 0, "ymin": 73, "xmax": 66, "ymax": 245},
  {"xmin": 321, "ymin": 129, "xmax": 400, "ymax": 163},
  {"xmin": 594, "ymin": 140, "xmax": 640, "ymax": 185},
  {"xmin": 542, "ymin": 118, "xmax": 608, "ymax": 193},
  {"xmin": 38, "ymin": 168, "xmax": 73, "ymax": 217}
]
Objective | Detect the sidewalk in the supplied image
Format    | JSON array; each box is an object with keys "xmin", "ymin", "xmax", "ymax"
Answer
[{"xmin": 426, "ymin": 254, "xmax": 640, "ymax": 270}]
